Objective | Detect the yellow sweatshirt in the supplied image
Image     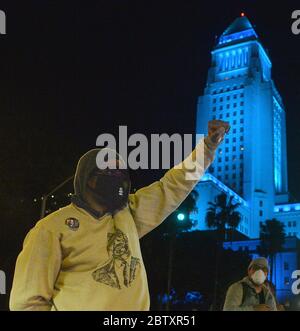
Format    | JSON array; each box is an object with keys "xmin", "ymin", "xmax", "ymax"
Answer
[{"xmin": 10, "ymin": 138, "xmax": 215, "ymax": 311}]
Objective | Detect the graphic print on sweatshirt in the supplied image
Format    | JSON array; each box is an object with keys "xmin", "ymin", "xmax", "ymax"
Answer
[{"xmin": 92, "ymin": 228, "xmax": 141, "ymax": 289}]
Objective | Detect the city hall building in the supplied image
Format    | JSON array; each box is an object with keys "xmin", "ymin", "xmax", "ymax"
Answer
[{"xmin": 193, "ymin": 14, "xmax": 300, "ymax": 301}]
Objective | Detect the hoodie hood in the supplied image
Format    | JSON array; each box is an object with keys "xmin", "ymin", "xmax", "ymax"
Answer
[{"xmin": 71, "ymin": 148, "xmax": 127, "ymax": 218}]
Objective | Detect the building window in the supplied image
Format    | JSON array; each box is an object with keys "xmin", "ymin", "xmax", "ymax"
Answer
[
  {"xmin": 240, "ymin": 154, "xmax": 244, "ymax": 160},
  {"xmin": 225, "ymin": 156, "xmax": 229, "ymax": 162},
  {"xmin": 225, "ymin": 165, "xmax": 229, "ymax": 170},
  {"xmin": 240, "ymin": 109, "xmax": 244, "ymax": 115},
  {"xmin": 288, "ymin": 221, "xmax": 291, "ymax": 227},
  {"xmin": 240, "ymin": 93, "xmax": 244, "ymax": 97},
  {"xmin": 259, "ymin": 210, "xmax": 263, "ymax": 217},
  {"xmin": 226, "ymin": 104, "xmax": 230, "ymax": 109},
  {"xmin": 259, "ymin": 200, "xmax": 263, "ymax": 207},
  {"xmin": 240, "ymin": 118, "xmax": 244, "ymax": 124},
  {"xmin": 284, "ymin": 277, "xmax": 289, "ymax": 285},
  {"xmin": 226, "ymin": 96, "xmax": 230, "ymax": 100},
  {"xmin": 233, "ymin": 94, "xmax": 237, "ymax": 99},
  {"xmin": 213, "ymin": 106, "xmax": 216, "ymax": 111},
  {"xmin": 225, "ymin": 138, "xmax": 229, "ymax": 144},
  {"xmin": 218, "ymin": 166, "xmax": 221, "ymax": 172},
  {"xmin": 226, "ymin": 113, "xmax": 229, "ymax": 118},
  {"xmin": 240, "ymin": 136, "xmax": 244, "ymax": 141},
  {"xmin": 240, "ymin": 101, "xmax": 244, "ymax": 106},
  {"xmin": 225, "ymin": 174, "xmax": 229, "ymax": 180},
  {"xmin": 233, "ymin": 129, "xmax": 236, "ymax": 134},
  {"xmin": 233, "ymin": 137, "xmax": 236, "ymax": 142},
  {"xmin": 212, "ymin": 115, "xmax": 216, "ymax": 120},
  {"xmin": 240, "ymin": 127, "xmax": 244, "ymax": 132},
  {"xmin": 233, "ymin": 111, "xmax": 237, "ymax": 116},
  {"xmin": 233, "ymin": 120, "xmax": 236, "ymax": 125},
  {"xmin": 225, "ymin": 147, "xmax": 229, "ymax": 153},
  {"xmin": 232, "ymin": 173, "xmax": 236, "ymax": 179},
  {"xmin": 220, "ymin": 114, "xmax": 223, "ymax": 119},
  {"xmin": 213, "ymin": 98, "xmax": 216, "ymax": 104},
  {"xmin": 232, "ymin": 165, "xmax": 236, "ymax": 170},
  {"xmin": 233, "ymin": 103, "xmax": 237, "ymax": 108},
  {"xmin": 218, "ymin": 157, "xmax": 222, "ymax": 163},
  {"xmin": 293, "ymin": 221, "xmax": 296, "ymax": 227},
  {"xmin": 284, "ymin": 262, "xmax": 289, "ymax": 270},
  {"xmin": 220, "ymin": 106, "xmax": 223, "ymax": 110}
]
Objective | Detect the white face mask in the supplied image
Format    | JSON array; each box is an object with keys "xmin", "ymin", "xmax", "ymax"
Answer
[{"xmin": 251, "ymin": 269, "xmax": 267, "ymax": 285}]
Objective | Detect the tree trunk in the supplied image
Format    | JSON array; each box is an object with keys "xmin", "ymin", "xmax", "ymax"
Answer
[
  {"xmin": 166, "ymin": 231, "xmax": 176, "ymax": 311},
  {"xmin": 212, "ymin": 227, "xmax": 225, "ymax": 310},
  {"xmin": 270, "ymin": 254, "xmax": 274, "ymax": 284}
]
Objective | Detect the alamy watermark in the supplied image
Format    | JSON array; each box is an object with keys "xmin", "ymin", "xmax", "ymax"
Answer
[
  {"xmin": 95, "ymin": 126, "xmax": 206, "ymax": 180},
  {"xmin": 0, "ymin": 10, "xmax": 6, "ymax": 35},
  {"xmin": 0, "ymin": 269, "xmax": 6, "ymax": 295},
  {"xmin": 292, "ymin": 270, "xmax": 300, "ymax": 295},
  {"xmin": 291, "ymin": 10, "xmax": 300, "ymax": 35}
]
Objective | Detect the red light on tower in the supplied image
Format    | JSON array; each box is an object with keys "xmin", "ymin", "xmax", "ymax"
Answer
[{"xmin": 241, "ymin": 12, "xmax": 245, "ymax": 17}]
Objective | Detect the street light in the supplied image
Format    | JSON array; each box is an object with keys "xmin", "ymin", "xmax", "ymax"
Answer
[
  {"xmin": 40, "ymin": 175, "xmax": 74, "ymax": 219},
  {"xmin": 166, "ymin": 210, "xmax": 187, "ymax": 311},
  {"xmin": 177, "ymin": 213, "xmax": 185, "ymax": 221}
]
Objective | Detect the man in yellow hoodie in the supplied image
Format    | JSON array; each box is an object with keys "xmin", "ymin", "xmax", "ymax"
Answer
[{"xmin": 10, "ymin": 120, "xmax": 229, "ymax": 311}]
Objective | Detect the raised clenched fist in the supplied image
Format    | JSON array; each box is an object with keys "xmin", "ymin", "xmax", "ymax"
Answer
[{"xmin": 205, "ymin": 120, "xmax": 230, "ymax": 149}]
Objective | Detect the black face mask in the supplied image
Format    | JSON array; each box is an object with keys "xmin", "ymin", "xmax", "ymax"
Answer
[{"xmin": 86, "ymin": 168, "xmax": 131, "ymax": 213}]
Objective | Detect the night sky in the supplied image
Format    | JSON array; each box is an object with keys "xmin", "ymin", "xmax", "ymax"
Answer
[{"xmin": 1, "ymin": 0, "xmax": 300, "ymax": 213}]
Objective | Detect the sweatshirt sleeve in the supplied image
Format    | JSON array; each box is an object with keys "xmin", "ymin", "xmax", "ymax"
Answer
[
  {"xmin": 128, "ymin": 137, "xmax": 216, "ymax": 238},
  {"xmin": 9, "ymin": 225, "xmax": 62, "ymax": 311},
  {"xmin": 223, "ymin": 283, "xmax": 254, "ymax": 311}
]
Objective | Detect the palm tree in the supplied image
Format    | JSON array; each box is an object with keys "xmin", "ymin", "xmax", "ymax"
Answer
[
  {"xmin": 205, "ymin": 192, "xmax": 242, "ymax": 310},
  {"xmin": 205, "ymin": 193, "xmax": 242, "ymax": 242},
  {"xmin": 259, "ymin": 219, "xmax": 286, "ymax": 284}
]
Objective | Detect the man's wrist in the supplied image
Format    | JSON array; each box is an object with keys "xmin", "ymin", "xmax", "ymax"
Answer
[
  {"xmin": 203, "ymin": 136, "xmax": 218, "ymax": 169},
  {"xmin": 204, "ymin": 135, "xmax": 219, "ymax": 152}
]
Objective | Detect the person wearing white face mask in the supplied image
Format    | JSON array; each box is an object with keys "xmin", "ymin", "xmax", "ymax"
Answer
[{"xmin": 223, "ymin": 257, "xmax": 277, "ymax": 311}]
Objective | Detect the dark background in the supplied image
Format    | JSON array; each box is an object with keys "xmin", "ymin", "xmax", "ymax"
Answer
[{"xmin": 0, "ymin": 0, "xmax": 299, "ymax": 310}]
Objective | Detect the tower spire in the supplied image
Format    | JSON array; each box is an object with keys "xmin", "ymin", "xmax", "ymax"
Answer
[{"xmin": 216, "ymin": 15, "xmax": 258, "ymax": 48}]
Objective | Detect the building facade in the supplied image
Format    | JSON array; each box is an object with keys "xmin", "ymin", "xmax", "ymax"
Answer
[{"xmin": 193, "ymin": 15, "xmax": 300, "ymax": 301}]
